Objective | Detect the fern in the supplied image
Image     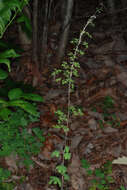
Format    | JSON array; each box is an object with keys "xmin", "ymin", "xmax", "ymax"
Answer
[{"xmin": 0, "ymin": 0, "xmax": 29, "ymax": 38}]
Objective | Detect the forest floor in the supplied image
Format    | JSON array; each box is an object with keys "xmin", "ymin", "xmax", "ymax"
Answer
[{"xmin": 2, "ymin": 7, "xmax": 127, "ymax": 190}]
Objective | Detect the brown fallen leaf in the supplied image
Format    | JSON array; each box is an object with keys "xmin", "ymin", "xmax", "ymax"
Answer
[
  {"xmin": 87, "ymin": 87, "xmax": 117, "ymax": 103},
  {"xmin": 40, "ymin": 137, "xmax": 54, "ymax": 160},
  {"xmin": 120, "ymin": 120, "xmax": 127, "ymax": 127},
  {"xmin": 40, "ymin": 112, "xmax": 56, "ymax": 127},
  {"xmin": 68, "ymin": 153, "xmax": 87, "ymax": 190},
  {"xmin": 86, "ymin": 76, "xmax": 97, "ymax": 86}
]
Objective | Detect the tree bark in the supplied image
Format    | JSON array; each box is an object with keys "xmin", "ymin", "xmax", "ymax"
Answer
[
  {"xmin": 32, "ymin": 0, "xmax": 38, "ymax": 68},
  {"xmin": 121, "ymin": 0, "xmax": 127, "ymax": 7},
  {"xmin": 107, "ymin": 0, "xmax": 116, "ymax": 26},
  {"xmin": 32, "ymin": 0, "xmax": 41, "ymax": 86},
  {"xmin": 18, "ymin": 5, "xmax": 31, "ymax": 51},
  {"xmin": 57, "ymin": 0, "xmax": 74, "ymax": 63},
  {"xmin": 40, "ymin": 0, "xmax": 49, "ymax": 68}
]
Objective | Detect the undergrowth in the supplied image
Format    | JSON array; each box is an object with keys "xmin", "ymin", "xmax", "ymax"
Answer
[
  {"xmin": 0, "ymin": 1, "xmax": 45, "ymax": 188},
  {"xmin": 92, "ymin": 96, "xmax": 120, "ymax": 129},
  {"xmin": 81, "ymin": 159, "xmax": 126, "ymax": 190}
]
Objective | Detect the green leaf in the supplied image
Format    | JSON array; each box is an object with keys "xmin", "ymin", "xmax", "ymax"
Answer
[
  {"xmin": 51, "ymin": 150, "xmax": 60, "ymax": 158},
  {"xmin": 8, "ymin": 88, "xmax": 23, "ymax": 100},
  {"xmin": 64, "ymin": 152, "xmax": 71, "ymax": 160},
  {"xmin": 64, "ymin": 146, "xmax": 70, "ymax": 153},
  {"xmin": 17, "ymin": 13, "xmax": 32, "ymax": 32},
  {"xmin": 63, "ymin": 173, "xmax": 70, "ymax": 181},
  {"xmin": 120, "ymin": 186, "xmax": 126, "ymax": 190},
  {"xmin": 0, "ymin": 107, "xmax": 12, "ymax": 120},
  {"xmin": 0, "ymin": 58, "xmax": 11, "ymax": 72},
  {"xmin": 22, "ymin": 93, "xmax": 43, "ymax": 102},
  {"xmin": 86, "ymin": 169, "xmax": 93, "ymax": 176},
  {"xmin": 56, "ymin": 165, "xmax": 67, "ymax": 175},
  {"xmin": 81, "ymin": 159, "xmax": 90, "ymax": 169},
  {"xmin": 0, "ymin": 17, "xmax": 5, "ymax": 36},
  {"xmin": 49, "ymin": 176, "xmax": 61, "ymax": 187},
  {"xmin": 97, "ymin": 183, "xmax": 104, "ymax": 190},
  {"xmin": 32, "ymin": 128, "xmax": 45, "ymax": 142},
  {"xmin": 0, "ymin": 99, "xmax": 8, "ymax": 106},
  {"xmin": 0, "ymin": 49, "xmax": 20, "ymax": 59},
  {"xmin": 0, "ymin": 68, "xmax": 8, "ymax": 79},
  {"xmin": 3, "ymin": 0, "xmax": 22, "ymax": 11},
  {"xmin": 95, "ymin": 168, "xmax": 105, "ymax": 178},
  {"xmin": 8, "ymin": 100, "xmax": 39, "ymax": 116}
]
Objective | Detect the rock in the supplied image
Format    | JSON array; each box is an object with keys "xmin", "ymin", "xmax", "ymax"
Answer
[
  {"xmin": 68, "ymin": 154, "xmax": 87, "ymax": 190},
  {"xmin": 16, "ymin": 183, "xmax": 33, "ymax": 190},
  {"xmin": 70, "ymin": 121, "xmax": 80, "ymax": 131},
  {"xmin": 88, "ymin": 111, "xmax": 103, "ymax": 120},
  {"xmin": 103, "ymin": 126, "xmax": 118, "ymax": 133},
  {"xmin": 112, "ymin": 145, "xmax": 122, "ymax": 157},
  {"xmin": 5, "ymin": 154, "xmax": 18, "ymax": 172},
  {"xmin": 71, "ymin": 135, "xmax": 83, "ymax": 149},
  {"xmin": 117, "ymin": 72, "xmax": 127, "ymax": 87},
  {"xmin": 116, "ymin": 112, "xmax": 127, "ymax": 121},
  {"xmin": 88, "ymin": 118, "xmax": 97, "ymax": 130},
  {"xmin": 116, "ymin": 54, "xmax": 127, "ymax": 63},
  {"xmin": 84, "ymin": 143, "xmax": 94, "ymax": 154},
  {"xmin": 44, "ymin": 89, "xmax": 65, "ymax": 100}
]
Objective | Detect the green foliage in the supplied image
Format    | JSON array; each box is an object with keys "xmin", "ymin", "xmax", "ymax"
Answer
[
  {"xmin": 93, "ymin": 96, "xmax": 120, "ymax": 129},
  {"xmin": 0, "ymin": 48, "xmax": 20, "ymax": 80},
  {"xmin": 8, "ymin": 88, "xmax": 23, "ymax": 100},
  {"xmin": 53, "ymin": 110, "xmax": 69, "ymax": 132},
  {"xmin": 0, "ymin": 182, "xmax": 15, "ymax": 190},
  {"xmin": 0, "ymin": 168, "xmax": 15, "ymax": 190},
  {"xmin": 49, "ymin": 164, "xmax": 69, "ymax": 187},
  {"xmin": 102, "ymin": 96, "xmax": 115, "ymax": 111},
  {"xmin": 0, "ymin": 69, "xmax": 8, "ymax": 80},
  {"xmin": 0, "ymin": 168, "xmax": 11, "ymax": 183},
  {"xmin": 69, "ymin": 106, "xmax": 83, "ymax": 116},
  {"xmin": 0, "ymin": 108, "xmax": 45, "ymax": 167},
  {"xmin": 64, "ymin": 146, "xmax": 71, "ymax": 160},
  {"xmin": 51, "ymin": 150, "xmax": 60, "ymax": 158},
  {"xmin": 0, "ymin": 86, "xmax": 43, "ymax": 118},
  {"xmin": 17, "ymin": 12, "xmax": 32, "ymax": 38},
  {"xmin": 0, "ymin": 0, "xmax": 29, "ymax": 38},
  {"xmin": 118, "ymin": 186, "xmax": 126, "ymax": 190},
  {"xmin": 49, "ymin": 176, "xmax": 62, "ymax": 187},
  {"xmin": 81, "ymin": 159, "xmax": 114, "ymax": 190}
]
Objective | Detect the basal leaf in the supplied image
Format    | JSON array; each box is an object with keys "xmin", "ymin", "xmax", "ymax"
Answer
[
  {"xmin": 0, "ymin": 49, "xmax": 20, "ymax": 59},
  {"xmin": 0, "ymin": 69, "xmax": 8, "ymax": 79},
  {"xmin": 17, "ymin": 14, "xmax": 32, "ymax": 32},
  {"xmin": 0, "ymin": 107, "xmax": 12, "ymax": 120},
  {"xmin": 0, "ymin": 17, "xmax": 5, "ymax": 37},
  {"xmin": 0, "ymin": 58, "xmax": 11, "ymax": 72},
  {"xmin": 8, "ymin": 88, "xmax": 23, "ymax": 100},
  {"xmin": 22, "ymin": 93, "xmax": 43, "ymax": 102},
  {"xmin": 8, "ymin": 100, "xmax": 39, "ymax": 116},
  {"xmin": 0, "ymin": 99, "xmax": 8, "ymax": 107},
  {"xmin": 4, "ymin": 0, "xmax": 21, "ymax": 11}
]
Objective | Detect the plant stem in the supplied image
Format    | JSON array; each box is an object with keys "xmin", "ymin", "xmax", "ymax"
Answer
[{"xmin": 60, "ymin": 15, "xmax": 96, "ymax": 190}]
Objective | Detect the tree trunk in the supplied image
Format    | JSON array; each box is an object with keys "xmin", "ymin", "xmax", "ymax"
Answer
[
  {"xmin": 57, "ymin": 0, "xmax": 74, "ymax": 63},
  {"xmin": 32, "ymin": 0, "xmax": 38, "ymax": 67},
  {"xmin": 121, "ymin": 0, "xmax": 127, "ymax": 7},
  {"xmin": 18, "ymin": 6, "xmax": 31, "ymax": 51},
  {"xmin": 107, "ymin": 0, "xmax": 116, "ymax": 26},
  {"xmin": 32, "ymin": 0, "xmax": 41, "ymax": 86},
  {"xmin": 40, "ymin": 0, "xmax": 49, "ymax": 69}
]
